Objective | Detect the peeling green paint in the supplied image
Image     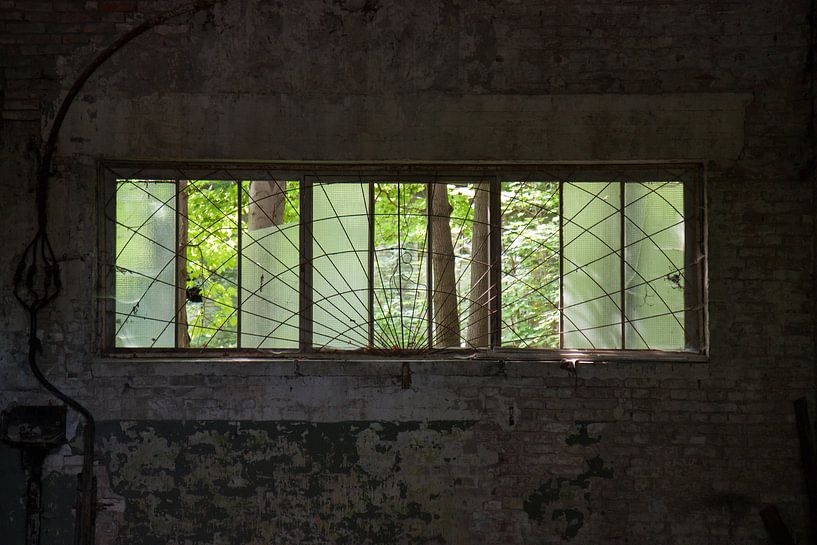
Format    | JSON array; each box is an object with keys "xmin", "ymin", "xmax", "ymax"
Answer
[
  {"xmin": 97, "ymin": 420, "xmax": 479, "ymax": 545},
  {"xmin": 552, "ymin": 508, "xmax": 584, "ymax": 540},
  {"xmin": 565, "ymin": 421, "xmax": 605, "ymax": 446},
  {"xmin": 523, "ymin": 478, "xmax": 560, "ymax": 517},
  {"xmin": 581, "ymin": 456, "xmax": 613, "ymax": 481},
  {"xmin": 523, "ymin": 456, "xmax": 613, "ymax": 541}
]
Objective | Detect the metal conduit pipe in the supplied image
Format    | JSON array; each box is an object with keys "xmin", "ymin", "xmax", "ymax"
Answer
[{"xmin": 12, "ymin": 2, "xmax": 226, "ymax": 544}]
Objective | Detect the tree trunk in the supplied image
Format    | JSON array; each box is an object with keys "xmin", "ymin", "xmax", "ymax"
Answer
[
  {"xmin": 467, "ymin": 182, "xmax": 490, "ymax": 347},
  {"xmin": 430, "ymin": 183, "xmax": 460, "ymax": 347},
  {"xmin": 248, "ymin": 180, "xmax": 286, "ymax": 230}
]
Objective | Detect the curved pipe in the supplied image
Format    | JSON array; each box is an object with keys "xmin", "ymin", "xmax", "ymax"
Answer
[
  {"xmin": 37, "ymin": 0, "xmax": 225, "ymax": 229},
  {"xmin": 16, "ymin": 2, "xmax": 226, "ymax": 544}
]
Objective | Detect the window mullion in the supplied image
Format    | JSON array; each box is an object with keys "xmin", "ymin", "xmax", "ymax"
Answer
[
  {"xmin": 367, "ymin": 179, "xmax": 375, "ymax": 348},
  {"xmin": 102, "ymin": 168, "xmax": 116, "ymax": 352},
  {"xmin": 236, "ymin": 180, "xmax": 243, "ymax": 349},
  {"xmin": 559, "ymin": 181, "xmax": 564, "ymax": 350},
  {"xmin": 299, "ymin": 176, "xmax": 313, "ymax": 350},
  {"xmin": 684, "ymin": 173, "xmax": 702, "ymax": 352},
  {"xmin": 489, "ymin": 176, "xmax": 502, "ymax": 349},
  {"xmin": 620, "ymin": 181, "xmax": 626, "ymax": 350},
  {"xmin": 426, "ymin": 181, "xmax": 434, "ymax": 349},
  {"xmin": 175, "ymin": 178, "xmax": 188, "ymax": 349}
]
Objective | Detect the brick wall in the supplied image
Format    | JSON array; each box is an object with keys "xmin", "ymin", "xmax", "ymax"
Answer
[{"xmin": 1, "ymin": 1, "xmax": 815, "ymax": 543}]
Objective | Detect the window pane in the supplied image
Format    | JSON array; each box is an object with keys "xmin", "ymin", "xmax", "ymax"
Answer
[
  {"xmin": 624, "ymin": 182, "xmax": 686, "ymax": 350},
  {"xmin": 240, "ymin": 180, "xmax": 300, "ymax": 349},
  {"xmin": 373, "ymin": 182, "xmax": 429, "ymax": 349},
  {"xmin": 500, "ymin": 180, "xmax": 560, "ymax": 348},
  {"xmin": 450, "ymin": 182, "xmax": 489, "ymax": 349},
  {"xmin": 184, "ymin": 180, "xmax": 239, "ymax": 348},
  {"xmin": 427, "ymin": 182, "xmax": 487, "ymax": 349},
  {"xmin": 114, "ymin": 180, "xmax": 176, "ymax": 347},
  {"xmin": 562, "ymin": 182, "xmax": 622, "ymax": 349},
  {"xmin": 312, "ymin": 182, "xmax": 370, "ymax": 349}
]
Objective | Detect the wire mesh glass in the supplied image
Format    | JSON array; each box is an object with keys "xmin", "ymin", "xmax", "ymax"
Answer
[
  {"xmin": 240, "ymin": 179, "xmax": 300, "ymax": 349},
  {"xmin": 114, "ymin": 180, "xmax": 176, "ymax": 348}
]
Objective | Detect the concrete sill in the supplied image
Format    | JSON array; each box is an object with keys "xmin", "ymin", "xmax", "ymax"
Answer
[{"xmin": 91, "ymin": 350, "xmax": 708, "ymax": 379}]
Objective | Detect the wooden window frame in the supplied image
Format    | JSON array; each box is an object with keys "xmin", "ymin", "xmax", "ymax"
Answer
[{"xmin": 97, "ymin": 160, "xmax": 708, "ymax": 363}]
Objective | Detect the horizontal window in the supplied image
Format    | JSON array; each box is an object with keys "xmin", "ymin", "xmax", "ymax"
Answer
[{"xmin": 100, "ymin": 163, "xmax": 706, "ymax": 357}]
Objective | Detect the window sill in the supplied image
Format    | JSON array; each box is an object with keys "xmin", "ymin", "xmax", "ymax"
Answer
[{"xmin": 91, "ymin": 349, "xmax": 708, "ymax": 379}]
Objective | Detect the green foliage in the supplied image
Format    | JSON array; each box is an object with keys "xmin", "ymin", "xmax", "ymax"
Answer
[
  {"xmin": 185, "ymin": 180, "xmax": 239, "ymax": 348},
  {"xmin": 500, "ymin": 181, "xmax": 561, "ymax": 348}
]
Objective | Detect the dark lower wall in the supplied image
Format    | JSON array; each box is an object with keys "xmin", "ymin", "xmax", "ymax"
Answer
[
  {"xmin": 1, "ymin": 1, "xmax": 815, "ymax": 544},
  {"xmin": 2, "ymin": 361, "xmax": 811, "ymax": 544},
  {"xmin": 96, "ymin": 420, "xmax": 484, "ymax": 545}
]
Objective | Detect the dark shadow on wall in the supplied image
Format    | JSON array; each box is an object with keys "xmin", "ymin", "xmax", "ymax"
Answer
[{"xmin": 0, "ymin": 444, "xmax": 76, "ymax": 545}]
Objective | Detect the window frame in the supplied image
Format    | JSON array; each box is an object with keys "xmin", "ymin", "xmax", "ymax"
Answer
[{"xmin": 97, "ymin": 160, "xmax": 708, "ymax": 362}]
